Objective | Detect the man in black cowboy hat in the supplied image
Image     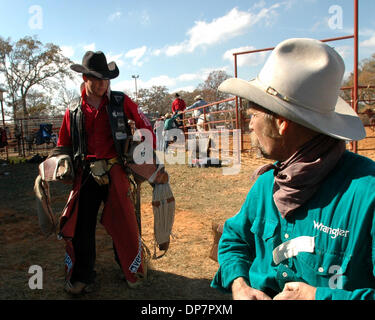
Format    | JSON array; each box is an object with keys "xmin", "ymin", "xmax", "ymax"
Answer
[{"xmin": 55, "ymin": 51, "xmax": 155, "ymax": 294}]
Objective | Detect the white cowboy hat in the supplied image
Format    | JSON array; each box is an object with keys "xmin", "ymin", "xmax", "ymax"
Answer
[
  {"xmin": 218, "ymin": 38, "xmax": 365, "ymax": 141},
  {"xmin": 194, "ymin": 95, "xmax": 203, "ymax": 101}
]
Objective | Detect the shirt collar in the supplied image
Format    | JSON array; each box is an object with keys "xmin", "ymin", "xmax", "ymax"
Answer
[{"xmin": 81, "ymin": 87, "xmax": 109, "ymax": 110}]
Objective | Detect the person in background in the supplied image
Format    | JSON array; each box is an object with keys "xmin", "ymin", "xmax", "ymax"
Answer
[
  {"xmin": 186, "ymin": 95, "xmax": 213, "ymax": 131},
  {"xmin": 153, "ymin": 115, "xmax": 165, "ymax": 152},
  {"xmin": 163, "ymin": 112, "xmax": 181, "ymax": 152},
  {"xmin": 171, "ymin": 93, "xmax": 186, "ymax": 128}
]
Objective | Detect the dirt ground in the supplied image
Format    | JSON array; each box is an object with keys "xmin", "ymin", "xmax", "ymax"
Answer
[{"xmin": 1, "ymin": 128, "xmax": 375, "ymax": 300}]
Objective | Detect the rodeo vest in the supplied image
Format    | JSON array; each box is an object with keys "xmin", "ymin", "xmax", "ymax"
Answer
[{"xmin": 69, "ymin": 91, "xmax": 132, "ymax": 166}]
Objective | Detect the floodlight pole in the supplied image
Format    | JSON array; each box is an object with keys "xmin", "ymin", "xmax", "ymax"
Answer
[{"xmin": 132, "ymin": 75, "xmax": 139, "ymax": 102}]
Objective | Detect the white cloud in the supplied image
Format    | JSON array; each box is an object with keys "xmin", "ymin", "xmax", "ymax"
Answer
[
  {"xmin": 164, "ymin": 8, "xmax": 252, "ymax": 56},
  {"xmin": 125, "ymin": 46, "xmax": 147, "ymax": 66},
  {"xmin": 162, "ymin": 4, "xmax": 283, "ymax": 57},
  {"xmin": 173, "ymin": 85, "xmax": 196, "ymax": 93},
  {"xmin": 60, "ymin": 45, "xmax": 75, "ymax": 58},
  {"xmin": 254, "ymin": 3, "xmax": 281, "ymax": 26},
  {"xmin": 200, "ymin": 66, "xmax": 231, "ymax": 78},
  {"xmin": 112, "ymin": 75, "xmax": 176, "ymax": 93},
  {"xmin": 177, "ymin": 73, "xmax": 202, "ymax": 82},
  {"xmin": 111, "ymin": 79, "xmax": 134, "ymax": 93},
  {"xmin": 151, "ymin": 49, "xmax": 162, "ymax": 56},
  {"xmin": 186, "ymin": 8, "xmax": 252, "ymax": 50},
  {"xmin": 223, "ymin": 46, "xmax": 268, "ymax": 67},
  {"xmin": 175, "ymin": 67, "xmax": 230, "ymax": 86},
  {"xmin": 359, "ymin": 28, "xmax": 375, "ymax": 37},
  {"xmin": 83, "ymin": 43, "xmax": 96, "ymax": 51},
  {"xmin": 106, "ymin": 53, "xmax": 125, "ymax": 67},
  {"xmin": 360, "ymin": 35, "xmax": 375, "ymax": 48},
  {"xmin": 112, "ymin": 66, "xmax": 230, "ymax": 94},
  {"xmin": 165, "ymin": 43, "xmax": 187, "ymax": 57},
  {"xmin": 143, "ymin": 75, "xmax": 177, "ymax": 88},
  {"xmin": 108, "ymin": 11, "xmax": 122, "ymax": 22}
]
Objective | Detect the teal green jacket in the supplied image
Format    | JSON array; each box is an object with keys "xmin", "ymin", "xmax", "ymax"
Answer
[
  {"xmin": 164, "ymin": 113, "xmax": 180, "ymax": 131},
  {"xmin": 211, "ymin": 151, "xmax": 375, "ymax": 300}
]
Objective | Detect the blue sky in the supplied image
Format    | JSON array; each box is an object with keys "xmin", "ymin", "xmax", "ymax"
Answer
[{"xmin": 1, "ymin": 0, "xmax": 375, "ymax": 97}]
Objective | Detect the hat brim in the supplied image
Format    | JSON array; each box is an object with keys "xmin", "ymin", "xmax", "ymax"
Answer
[
  {"xmin": 70, "ymin": 61, "xmax": 119, "ymax": 80},
  {"xmin": 219, "ymin": 78, "xmax": 366, "ymax": 141}
]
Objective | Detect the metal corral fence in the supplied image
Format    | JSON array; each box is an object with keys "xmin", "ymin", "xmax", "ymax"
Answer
[
  {"xmin": 0, "ymin": 116, "xmax": 63, "ymax": 161},
  {"xmin": 179, "ymin": 86, "xmax": 375, "ymax": 156},
  {"xmin": 180, "ymin": 97, "xmax": 251, "ymax": 157},
  {"xmin": 1, "ymin": 86, "xmax": 375, "ymax": 162}
]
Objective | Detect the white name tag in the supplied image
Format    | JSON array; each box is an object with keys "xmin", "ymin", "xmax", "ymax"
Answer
[{"xmin": 272, "ymin": 236, "xmax": 315, "ymax": 265}]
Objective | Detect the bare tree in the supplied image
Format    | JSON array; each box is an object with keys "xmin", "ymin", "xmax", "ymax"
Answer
[
  {"xmin": 341, "ymin": 53, "xmax": 375, "ymax": 110},
  {"xmin": 137, "ymin": 85, "xmax": 170, "ymax": 115},
  {"xmin": 197, "ymin": 70, "xmax": 232, "ymax": 105},
  {"xmin": 0, "ymin": 36, "xmax": 74, "ymax": 122},
  {"xmin": 25, "ymin": 89, "xmax": 53, "ymax": 117},
  {"xmin": 55, "ymin": 85, "xmax": 81, "ymax": 116}
]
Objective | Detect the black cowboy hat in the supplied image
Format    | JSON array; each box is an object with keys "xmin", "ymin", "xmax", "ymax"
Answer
[{"xmin": 70, "ymin": 51, "xmax": 119, "ymax": 80}]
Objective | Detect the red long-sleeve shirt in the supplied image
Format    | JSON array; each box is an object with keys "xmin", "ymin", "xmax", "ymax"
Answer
[
  {"xmin": 57, "ymin": 89, "xmax": 155, "ymax": 159},
  {"xmin": 171, "ymin": 98, "xmax": 186, "ymax": 113}
]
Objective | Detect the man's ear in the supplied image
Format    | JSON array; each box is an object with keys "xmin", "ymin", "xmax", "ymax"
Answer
[
  {"xmin": 276, "ymin": 117, "xmax": 289, "ymax": 135},
  {"xmin": 82, "ymin": 74, "xmax": 87, "ymax": 82}
]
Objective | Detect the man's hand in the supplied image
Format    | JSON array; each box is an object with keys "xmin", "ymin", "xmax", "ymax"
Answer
[
  {"xmin": 231, "ymin": 277, "xmax": 272, "ymax": 300},
  {"xmin": 273, "ymin": 282, "xmax": 316, "ymax": 300}
]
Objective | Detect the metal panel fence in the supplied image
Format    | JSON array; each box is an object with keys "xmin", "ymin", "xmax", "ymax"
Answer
[
  {"xmin": 0, "ymin": 116, "xmax": 63, "ymax": 160},
  {"xmin": 0, "ymin": 87, "xmax": 374, "ymax": 161}
]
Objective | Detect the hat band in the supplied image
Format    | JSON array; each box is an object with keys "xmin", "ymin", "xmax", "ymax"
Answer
[{"xmin": 255, "ymin": 77, "xmax": 332, "ymax": 115}]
